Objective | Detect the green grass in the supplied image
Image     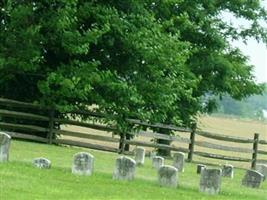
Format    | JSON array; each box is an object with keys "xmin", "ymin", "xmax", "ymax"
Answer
[{"xmin": 0, "ymin": 140, "xmax": 266, "ymax": 200}]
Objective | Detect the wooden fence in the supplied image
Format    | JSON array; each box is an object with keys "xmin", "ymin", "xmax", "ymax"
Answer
[{"xmin": 0, "ymin": 97, "xmax": 266, "ymax": 169}]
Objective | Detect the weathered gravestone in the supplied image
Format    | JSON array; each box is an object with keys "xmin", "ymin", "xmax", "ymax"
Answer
[
  {"xmin": 72, "ymin": 152, "xmax": 94, "ymax": 176},
  {"xmin": 33, "ymin": 158, "xmax": 51, "ymax": 169},
  {"xmin": 173, "ymin": 152, "xmax": 185, "ymax": 172},
  {"xmin": 199, "ymin": 168, "xmax": 222, "ymax": 195},
  {"xmin": 242, "ymin": 170, "xmax": 264, "ymax": 188},
  {"xmin": 197, "ymin": 164, "xmax": 206, "ymax": 174},
  {"xmin": 158, "ymin": 165, "xmax": 178, "ymax": 188},
  {"xmin": 255, "ymin": 164, "xmax": 267, "ymax": 181},
  {"xmin": 152, "ymin": 156, "xmax": 164, "ymax": 170},
  {"xmin": 135, "ymin": 147, "xmax": 145, "ymax": 166},
  {"xmin": 113, "ymin": 156, "xmax": 136, "ymax": 181},
  {"xmin": 0, "ymin": 132, "xmax": 11, "ymax": 162},
  {"xmin": 222, "ymin": 164, "xmax": 234, "ymax": 178},
  {"xmin": 149, "ymin": 151, "xmax": 157, "ymax": 160}
]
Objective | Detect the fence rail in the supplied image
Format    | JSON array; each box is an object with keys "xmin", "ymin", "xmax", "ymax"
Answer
[
  {"xmin": 0, "ymin": 98, "xmax": 47, "ymax": 110},
  {"xmin": 4, "ymin": 131, "xmax": 48, "ymax": 143},
  {"xmin": 55, "ymin": 129, "xmax": 120, "ymax": 143},
  {"xmin": 194, "ymin": 151, "xmax": 251, "ymax": 162},
  {"xmin": 0, "ymin": 122, "xmax": 48, "ymax": 133},
  {"xmin": 0, "ymin": 109, "xmax": 49, "ymax": 121},
  {"xmin": 126, "ymin": 118, "xmax": 192, "ymax": 132},
  {"xmin": 137, "ymin": 130, "xmax": 191, "ymax": 144},
  {"xmin": 53, "ymin": 138, "xmax": 118, "ymax": 153},
  {"xmin": 0, "ymin": 97, "xmax": 266, "ymax": 168},
  {"xmin": 54, "ymin": 118, "xmax": 117, "ymax": 132},
  {"xmin": 194, "ymin": 141, "xmax": 253, "ymax": 153},
  {"xmin": 195, "ymin": 131, "xmax": 254, "ymax": 143}
]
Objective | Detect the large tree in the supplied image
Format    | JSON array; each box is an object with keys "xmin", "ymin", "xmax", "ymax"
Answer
[
  {"xmin": 144, "ymin": 0, "xmax": 267, "ymax": 155},
  {"xmin": 0, "ymin": 1, "xmax": 266, "ymax": 155},
  {"xmin": 0, "ymin": 1, "xmax": 194, "ymax": 129}
]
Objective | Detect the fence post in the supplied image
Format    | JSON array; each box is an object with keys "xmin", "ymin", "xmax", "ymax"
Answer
[
  {"xmin": 187, "ymin": 123, "xmax": 196, "ymax": 162},
  {"xmin": 251, "ymin": 133, "xmax": 259, "ymax": 169},
  {"xmin": 48, "ymin": 109, "xmax": 55, "ymax": 144}
]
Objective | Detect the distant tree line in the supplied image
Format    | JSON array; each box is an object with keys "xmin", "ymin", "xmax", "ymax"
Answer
[{"xmin": 213, "ymin": 83, "xmax": 267, "ymax": 120}]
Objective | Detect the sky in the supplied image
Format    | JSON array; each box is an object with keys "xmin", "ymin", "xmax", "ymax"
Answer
[
  {"xmin": 224, "ymin": 1, "xmax": 267, "ymax": 83},
  {"xmin": 233, "ymin": 37, "xmax": 267, "ymax": 84}
]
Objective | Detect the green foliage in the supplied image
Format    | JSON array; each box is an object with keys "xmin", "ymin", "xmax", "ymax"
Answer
[
  {"xmin": 147, "ymin": 0, "xmax": 266, "ymax": 98},
  {"xmin": 0, "ymin": 0, "xmax": 266, "ymax": 132}
]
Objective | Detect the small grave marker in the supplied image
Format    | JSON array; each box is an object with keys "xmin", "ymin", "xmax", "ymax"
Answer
[
  {"xmin": 72, "ymin": 152, "xmax": 94, "ymax": 176},
  {"xmin": 255, "ymin": 164, "xmax": 267, "ymax": 181},
  {"xmin": 173, "ymin": 152, "xmax": 185, "ymax": 172},
  {"xmin": 152, "ymin": 156, "xmax": 164, "ymax": 170},
  {"xmin": 0, "ymin": 132, "xmax": 11, "ymax": 162},
  {"xmin": 199, "ymin": 168, "xmax": 222, "ymax": 195},
  {"xmin": 197, "ymin": 164, "xmax": 206, "ymax": 174},
  {"xmin": 222, "ymin": 164, "xmax": 234, "ymax": 178},
  {"xmin": 113, "ymin": 156, "xmax": 136, "ymax": 181},
  {"xmin": 242, "ymin": 170, "xmax": 264, "ymax": 188},
  {"xmin": 158, "ymin": 165, "xmax": 178, "ymax": 188},
  {"xmin": 33, "ymin": 158, "xmax": 51, "ymax": 169},
  {"xmin": 135, "ymin": 147, "xmax": 145, "ymax": 166}
]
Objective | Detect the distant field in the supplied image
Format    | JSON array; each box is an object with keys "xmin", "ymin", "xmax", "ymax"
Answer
[
  {"xmin": 61, "ymin": 115, "xmax": 267, "ymax": 168},
  {"xmin": 198, "ymin": 115, "xmax": 267, "ymax": 138},
  {"xmin": 194, "ymin": 116, "xmax": 267, "ymax": 168}
]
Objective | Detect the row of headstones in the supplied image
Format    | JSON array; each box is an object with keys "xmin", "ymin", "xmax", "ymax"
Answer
[
  {"xmin": 137, "ymin": 147, "xmax": 185, "ymax": 172},
  {"xmin": 31, "ymin": 153, "xmax": 182, "ymax": 186},
  {"xmin": 134, "ymin": 148, "xmax": 267, "ymax": 193},
  {"xmin": 197, "ymin": 163, "xmax": 266, "ymax": 194},
  {"xmin": 1, "ymin": 132, "xmax": 267, "ymax": 195},
  {"xmin": 32, "ymin": 147, "xmax": 267, "ymax": 195},
  {"xmin": 32, "ymin": 147, "xmax": 184, "ymax": 174}
]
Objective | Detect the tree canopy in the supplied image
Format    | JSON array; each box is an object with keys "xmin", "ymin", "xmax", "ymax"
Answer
[{"xmin": 0, "ymin": 0, "xmax": 266, "ymax": 131}]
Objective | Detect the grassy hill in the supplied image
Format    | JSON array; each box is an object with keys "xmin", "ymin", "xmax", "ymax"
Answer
[{"xmin": 0, "ymin": 140, "xmax": 266, "ymax": 200}]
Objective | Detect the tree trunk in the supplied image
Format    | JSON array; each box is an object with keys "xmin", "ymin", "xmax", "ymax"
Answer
[
  {"xmin": 156, "ymin": 129, "xmax": 171, "ymax": 156},
  {"xmin": 118, "ymin": 133, "xmax": 131, "ymax": 153},
  {"xmin": 124, "ymin": 134, "xmax": 131, "ymax": 151}
]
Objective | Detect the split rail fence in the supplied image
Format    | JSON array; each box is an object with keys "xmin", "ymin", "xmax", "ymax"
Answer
[{"xmin": 0, "ymin": 98, "xmax": 266, "ymax": 169}]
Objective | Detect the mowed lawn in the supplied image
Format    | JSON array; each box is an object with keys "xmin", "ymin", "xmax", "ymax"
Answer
[{"xmin": 0, "ymin": 140, "xmax": 266, "ymax": 200}]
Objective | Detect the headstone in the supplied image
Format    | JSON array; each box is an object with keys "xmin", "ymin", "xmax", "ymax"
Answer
[
  {"xmin": 113, "ymin": 156, "xmax": 136, "ymax": 181},
  {"xmin": 33, "ymin": 158, "xmax": 51, "ymax": 169},
  {"xmin": 135, "ymin": 147, "xmax": 145, "ymax": 166},
  {"xmin": 72, "ymin": 152, "xmax": 94, "ymax": 176},
  {"xmin": 222, "ymin": 164, "xmax": 234, "ymax": 178},
  {"xmin": 197, "ymin": 164, "xmax": 206, "ymax": 174},
  {"xmin": 152, "ymin": 156, "xmax": 164, "ymax": 170},
  {"xmin": 149, "ymin": 151, "xmax": 157, "ymax": 160},
  {"xmin": 255, "ymin": 164, "xmax": 267, "ymax": 181},
  {"xmin": 199, "ymin": 168, "xmax": 222, "ymax": 195},
  {"xmin": 158, "ymin": 165, "xmax": 178, "ymax": 188},
  {"xmin": 242, "ymin": 170, "xmax": 264, "ymax": 188},
  {"xmin": 0, "ymin": 132, "xmax": 11, "ymax": 162},
  {"xmin": 173, "ymin": 152, "xmax": 185, "ymax": 172}
]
